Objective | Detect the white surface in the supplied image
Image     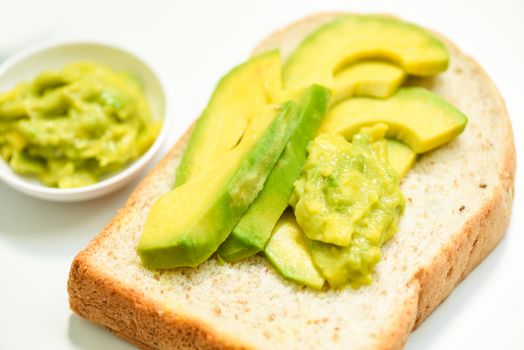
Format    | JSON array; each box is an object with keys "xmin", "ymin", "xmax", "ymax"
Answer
[
  {"xmin": 0, "ymin": 0, "xmax": 522, "ymax": 349},
  {"xmin": 0, "ymin": 40, "xmax": 169, "ymax": 201}
]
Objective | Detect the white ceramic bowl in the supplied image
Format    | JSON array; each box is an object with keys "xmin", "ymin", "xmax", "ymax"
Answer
[{"xmin": 0, "ymin": 40, "xmax": 169, "ymax": 201}]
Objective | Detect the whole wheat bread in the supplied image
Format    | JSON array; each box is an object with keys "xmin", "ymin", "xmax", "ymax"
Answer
[{"xmin": 67, "ymin": 13, "xmax": 515, "ymax": 350}]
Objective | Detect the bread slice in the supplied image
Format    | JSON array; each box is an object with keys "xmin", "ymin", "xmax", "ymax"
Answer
[{"xmin": 67, "ymin": 13, "xmax": 515, "ymax": 350}]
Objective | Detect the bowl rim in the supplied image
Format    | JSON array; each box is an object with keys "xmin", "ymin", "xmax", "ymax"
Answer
[{"xmin": 0, "ymin": 38, "xmax": 171, "ymax": 198}]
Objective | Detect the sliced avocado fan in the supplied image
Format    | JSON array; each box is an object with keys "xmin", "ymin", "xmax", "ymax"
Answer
[
  {"xmin": 138, "ymin": 102, "xmax": 299, "ymax": 268},
  {"xmin": 284, "ymin": 14, "xmax": 449, "ymax": 91},
  {"xmin": 217, "ymin": 85, "xmax": 330, "ymax": 263}
]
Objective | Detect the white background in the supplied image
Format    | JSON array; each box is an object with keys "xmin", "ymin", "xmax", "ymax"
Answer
[{"xmin": 0, "ymin": 0, "xmax": 522, "ymax": 349}]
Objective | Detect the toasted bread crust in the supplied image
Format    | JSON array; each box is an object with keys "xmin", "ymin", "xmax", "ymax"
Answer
[
  {"xmin": 68, "ymin": 13, "xmax": 515, "ymax": 350},
  {"xmin": 410, "ymin": 53, "xmax": 515, "ymax": 329}
]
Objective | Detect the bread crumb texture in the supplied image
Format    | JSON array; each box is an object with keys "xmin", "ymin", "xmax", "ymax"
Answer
[{"xmin": 68, "ymin": 13, "xmax": 514, "ymax": 350}]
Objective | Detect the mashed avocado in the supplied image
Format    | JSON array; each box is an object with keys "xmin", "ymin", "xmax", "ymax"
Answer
[
  {"xmin": 290, "ymin": 125, "xmax": 404, "ymax": 288},
  {"xmin": 0, "ymin": 62, "xmax": 161, "ymax": 188}
]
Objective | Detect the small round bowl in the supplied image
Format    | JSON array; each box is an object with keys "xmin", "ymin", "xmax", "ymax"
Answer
[{"xmin": 0, "ymin": 40, "xmax": 169, "ymax": 201}]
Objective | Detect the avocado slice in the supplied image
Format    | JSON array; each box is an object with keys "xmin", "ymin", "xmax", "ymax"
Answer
[
  {"xmin": 216, "ymin": 85, "xmax": 330, "ymax": 263},
  {"xmin": 216, "ymin": 234, "xmax": 260, "ymax": 263},
  {"xmin": 265, "ymin": 210, "xmax": 325, "ymax": 290},
  {"xmin": 278, "ymin": 61, "xmax": 405, "ymax": 103},
  {"xmin": 319, "ymin": 87, "xmax": 468, "ymax": 153},
  {"xmin": 333, "ymin": 61, "xmax": 405, "ymax": 102},
  {"xmin": 175, "ymin": 50, "xmax": 281, "ymax": 186},
  {"xmin": 386, "ymin": 139, "xmax": 416, "ymax": 178},
  {"xmin": 283, "ymin": 15, "xmax": 449, "ymax": 91},
  {"xmin": 138, "ymin": 102, "xmax": 299, "ymax": 268}
]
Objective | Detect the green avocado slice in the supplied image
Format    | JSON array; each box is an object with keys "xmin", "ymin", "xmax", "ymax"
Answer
[
  {"xmin": 265, "ymin": 210, "xmax": 325, "ymax": 290},
  {"xmin": 216, "ymin": 85, "xmax": 330, "ymax": 263},
  {"xmin": 138, "ymin": 102, "xmax": 299, "ymax": 268},
  {"xmin": 278, "ymin": 61, "xmax": 405, "ymax": 103},
  {"xmin": 216, "ymin": 234, "xmax": 260, "ymax": 263},
  {"xmin": 175, "ymin": 50, "xmax": 282, "ymax": 187},
  {"xmin": 386, "ymin": 139, "xmax": 416, "ymax": 178},
  {"xmin": 332, "ymin": 61, "xmax": 405, "ymax": 102},
  {"xmin": 319, "ymin": 87, "xmax": 468, "ymax": 153},
  {"xmin": 283, "ymin": 15, "xmax": 449, "ymax": 91}
]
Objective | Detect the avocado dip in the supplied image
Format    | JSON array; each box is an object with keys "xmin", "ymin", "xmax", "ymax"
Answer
[
  {"xmin": 0, "ymin": 62, "xmax": 161, "ymax": 188},
  {"xmin": 290, "ymin": 124, "xmax": 405, "ymax": 288}
]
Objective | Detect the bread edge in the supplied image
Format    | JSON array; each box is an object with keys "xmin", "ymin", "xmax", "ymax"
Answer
[
  {"xmin": 69, "ymin": 125, "xmax": 253, "ymax": 349},
  {"xmin": 67, "ymin": 13, "xmax": 516, "ymax": 350}
]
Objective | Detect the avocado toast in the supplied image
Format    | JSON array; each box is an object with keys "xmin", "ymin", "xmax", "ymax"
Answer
[{"xmin": 68, "ymin": 13, "xmax": 515, "ymax": 349}]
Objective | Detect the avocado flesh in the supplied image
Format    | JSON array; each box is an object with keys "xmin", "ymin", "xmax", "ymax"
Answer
[
  {"xmin": 138, "ymin": 102, "xmax": 299, "ymax": 268},
  {"xmin": 216, "ymin": 234, "xmax": 260, "ymax": 263},
  {"xmin": 175, "ymin": 50, "xmax": 281, "ymax": 186},
  {"xmin": 307, "ymin": 237, "xmax": 382, "ymax": 289},
  {"xmin": 320, "ymin": 87, "xmax": 468, "ymax": 153},
  {"xmin": 265, "ymin": 211, "xmax": 325, "ymax": 289},
  {"xmin": 277, "ymin": 61, "xmax": 405, "ymax": 103},
  {"xmin": 216, "ymin": 85, "xmax": 331, "ymax": 263},
  {"xmin": 333, "ymin": 61, "xmax": 405, "ymax": 102},
  {"xmin": 262, "ymin": 136, "xmax": 413, "ymax": 289},
  {"xmin": 386, "ymin": 139, "xmax": 416, "ymax": 178},
  {"xmin": 283, "ymin": 15, "xmax": 449, "ymax": 91}
]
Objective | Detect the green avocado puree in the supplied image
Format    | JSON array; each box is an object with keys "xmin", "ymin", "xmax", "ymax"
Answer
[
  {"xmin": 290, "ymin": 125, "xmax": 405, "ymax": 288},
  {"xmin": 0, "ymin": 62, "xmax": 161, "ymax": 188}
]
